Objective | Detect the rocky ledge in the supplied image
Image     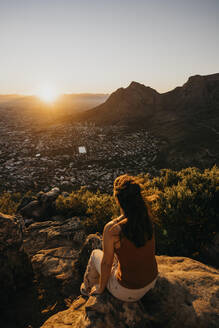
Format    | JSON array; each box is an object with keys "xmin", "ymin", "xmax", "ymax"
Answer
[
  {"xmin": 0, "ymin": 212, "xmax": 33, "ymax": 306},
  {"xmin": 1, "ymin": 214, "xmax": 219, "ymax": 328},
  {"xmin": 42, "ymin": 256, "xmax": 219, "ymax": 328}
]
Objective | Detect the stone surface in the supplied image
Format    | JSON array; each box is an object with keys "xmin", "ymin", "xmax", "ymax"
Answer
[
  {"xmin": 76, "ymin": 233, "xmax": 102, "ymax": 276},
  {"xmin": 18, "ymin": 187, "xmax": 60, "ymax": 220},
  {"xmin": 23, "ymin": 216, "xmax": 86, "ymax": 257},
  {"xmin": 41, "ymin": 256, "xmax": 219, "ymax": 328},
  {"xmin": 32, "ymin": 247, "xmax": 78, "ymax": 281},
  {"xmin": 0, "ymin": 212, "xmax": 33, "ymax": 307},
  {"xmin": 23, "ymin": 217, "xmax": 86, "ymax": 299}
]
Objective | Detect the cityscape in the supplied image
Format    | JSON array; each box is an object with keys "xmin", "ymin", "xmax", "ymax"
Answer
[{"xmin": 0, "ymin": 107, "xmax": 160, "ymax": 194}]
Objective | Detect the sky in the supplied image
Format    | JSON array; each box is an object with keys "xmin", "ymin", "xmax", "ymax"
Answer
[{"xmin": 0, "ymin": 0, "xmax": 219, "ymax": 95}]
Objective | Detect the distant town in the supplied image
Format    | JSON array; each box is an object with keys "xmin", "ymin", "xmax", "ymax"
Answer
[{"xmin": 0, "ymin": 107, "xmax": 160, "ymax": 194}]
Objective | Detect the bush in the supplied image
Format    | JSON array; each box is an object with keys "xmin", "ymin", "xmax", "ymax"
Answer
[
  {"xmin": 56, "ymin": 187, "xmax": 119, "ymax": 233},
  {"xmin": 0, "ymin": 192, "xmax": 21, "ymax": 215},
  {"xmin": 84, "ymin": 191, "xmax": 119, "ymax": 233},
  {"xmin": 56, "ymin": 188, "xmax": 89, "ymax": 217},
  {"xmin": 139, "ymin": 166, "xmax": 219, "ymax": 256}
]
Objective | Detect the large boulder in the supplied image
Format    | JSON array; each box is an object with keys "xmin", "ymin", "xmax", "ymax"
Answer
[
  {"xmin": 41, "ymin": 256, "xmax": 219, "ymax": 328},
  {"xmin": 23, "ymin": 217, "xmax": 86, "ymax": 256},
  {"xmin": 18, "ymin": 187, "xmax": 60, "ymax": 221},
  {"xmin": 23, "ymin": 217, "xmax": 86, "ymax": 298},
  {"xmin": 141, "ymin": 256, "xmax": 219, "ymax": 327},
  {"xmin": 0, "ymin": 212, "xmax": 33, "ymax": 307}
]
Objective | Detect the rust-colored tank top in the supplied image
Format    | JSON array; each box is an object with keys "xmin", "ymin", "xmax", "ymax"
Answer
[{"xmin": 115, "ymin": 235, "xmax": 158, "ymax": 289}]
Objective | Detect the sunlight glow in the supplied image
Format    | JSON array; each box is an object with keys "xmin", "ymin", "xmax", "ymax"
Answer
[{"xmin": 36, "ymin": 85, "xmax": 59, "ymax": 103}]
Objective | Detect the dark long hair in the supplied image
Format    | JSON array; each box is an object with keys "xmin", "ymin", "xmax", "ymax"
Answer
[{"xmin": 113, "ymin": 174, "xmax": 153, "ymax": 248}]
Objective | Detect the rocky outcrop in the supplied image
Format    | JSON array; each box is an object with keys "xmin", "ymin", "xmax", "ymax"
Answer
[
  {"xmin": 31, "ymin": 247, "xmax": 79, "ymax": 281},
  {"xmin": 18, "ymin": 187, "xmax": 60, "ymax": 221},
  {"xmin": 41, "ymin": 256, "xmax": 219, "ymax": 328},
  {"xmin": 41, "ymin": 292, "xmax": 149, "ymax": 328},
  {"xmin": 1, "ymin": 216, "xmax": 89, "ymax": 328},
  {"xmin": 23, "ymin": 217, "xmax": 86, "ymax": 298},
  {"xmin": 0, "ymin": 212, "xmax": 33, "ymax": 306},
  {"xmin": 23, "ymin": 216, "xmax": 85, "ymax": 256}
]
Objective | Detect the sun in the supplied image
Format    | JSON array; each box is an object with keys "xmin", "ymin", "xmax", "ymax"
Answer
[{"xmin": 36, "ymin": 85, "xmax": 59, "ymax": 103}]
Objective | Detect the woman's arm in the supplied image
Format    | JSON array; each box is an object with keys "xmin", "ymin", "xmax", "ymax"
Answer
[{"xmin": 90, "ymin": 222, "xmax": 115, "ymax": 295}]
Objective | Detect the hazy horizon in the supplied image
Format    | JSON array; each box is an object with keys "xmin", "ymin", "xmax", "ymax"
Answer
[
  {"xmin": 1, "ymin": 72, "xmax": 219, "ymax": 98},
  {"xmin": 1, "ymin": 0, "xmax": 219, "ymax": 96}
]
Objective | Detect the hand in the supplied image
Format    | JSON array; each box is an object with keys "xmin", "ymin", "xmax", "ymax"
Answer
[{"xmin": 89, "ymin": 284, "xmax": 104, "ymax": 296}]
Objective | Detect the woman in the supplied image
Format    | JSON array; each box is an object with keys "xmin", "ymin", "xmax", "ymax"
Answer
[{"xmin": 80, "ymin": 174, "xmax": 158, "ymax": 302}]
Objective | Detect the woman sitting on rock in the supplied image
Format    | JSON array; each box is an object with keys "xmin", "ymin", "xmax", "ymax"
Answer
[{"xmin": 80, "ymin": 174, "xmax": 158, "ymax": 302}]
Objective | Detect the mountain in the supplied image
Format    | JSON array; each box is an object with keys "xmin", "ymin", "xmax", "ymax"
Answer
[
  {"xmin": 80, "ymin": 73, "xmax": 219, "ymax": 126},
  {"xmin": 79, "ymin": 73, "xmax": 219, "ymax": 168},
  {"xmin": 80, "ymin": 81, "xmax": 161, "ymax": 125}
]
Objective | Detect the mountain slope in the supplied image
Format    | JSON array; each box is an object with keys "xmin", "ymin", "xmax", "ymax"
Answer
[
  {"xmin": 81, "ymin": 81, "xmax": 161, "ymax": 125},
  {"xmin": 79, "ymin": 73, "xmax": 219, "ymax": 168}
]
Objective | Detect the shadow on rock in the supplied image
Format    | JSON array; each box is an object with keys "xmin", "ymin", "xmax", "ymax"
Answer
[
  {"xmin": 42, "ymin": 254, "xmax": 219, "ymax": 328},
  {"xmin": 18, "ymin": 187, "xmax": 60, "ymax": 223}
]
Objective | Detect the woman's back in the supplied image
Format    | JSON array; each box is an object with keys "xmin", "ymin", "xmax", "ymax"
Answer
[{"xmin": 115, "ymin": 233, "xmax": 158, "ymax": 289}]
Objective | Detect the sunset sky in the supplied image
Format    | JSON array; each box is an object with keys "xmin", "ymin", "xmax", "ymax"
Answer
[{"xmin": 0, "ymin": 0, "xmax": 218, "ymax": 95}]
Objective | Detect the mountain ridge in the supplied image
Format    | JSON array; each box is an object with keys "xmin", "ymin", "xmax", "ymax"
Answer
[
  {"xmin": 78, "ymin": 73, "xmax": 219, "ymax": 168},
  {"xmin": 80, "ymin": 73, "xmax": 219, "ymax": 123}
]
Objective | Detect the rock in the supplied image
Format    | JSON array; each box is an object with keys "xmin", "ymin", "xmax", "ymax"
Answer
[
  {"xmin": 76, "ymin": 233, "xmax": 102, "ymax": 276},
  {"xmin": 201, "ymin": 232, "xmax": 219, "ymax": 267},
  {"xmin": 140, "ymin": 256, "xmax": 219, "ymax": 327},
  {"xmin": 18, "ymin": 187, "xmax": 60, "ymax": 221},
  {"xmin": 23, "ymin": 217, "xmax": 86, "ymax": 257},
  {"xmin": 23, "ymin": 217, "xmax": 86, "ymax": 297},
  {"xmin": 42, "ymin": 292, "xmax": 150, "ymax": 328},
  {"xmin": 31, "ymin": 247, "xmax": 78, "ymax": 281},
  {"xmin": 41, "ymin": 256, "xmax": 219, "ymax": 328},
  {"xmin": 42, "ymin": 187, "xmax": 60, "ymax": 202},
  {"xmin": 0, "ymin": 212, "xmax": 33, "ymax": 307},
  {"xmin": 16, "ymin": 195, "xmax": 36, "ymax": 213},
  {"xmin": 19, "ymin": 199, "xmax": 50, "ymax": 220}
]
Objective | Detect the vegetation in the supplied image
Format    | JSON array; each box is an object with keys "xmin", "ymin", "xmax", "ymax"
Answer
[
  {"xmin": 0, "ymin": 166, "xmax": 218, "ymax": 258},
  {"xmin": 56, "ymin": 187, "xmax": 120, "ymax": 233},
  {"xmin": 137, "ymin": 166, "xmax": 219, "ymax": 256},
  {"xmin": 0, "ymin": 192, "xmax": 21, "ymax": 215},
  {"xmin": 0, "ymin": 191, "xmax": 34, "ymax": 215}
]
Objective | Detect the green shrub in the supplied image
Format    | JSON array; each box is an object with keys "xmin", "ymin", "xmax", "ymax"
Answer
[
  {"xmin": 83, "ymin": 191, "xmax": 119, "ymax": 233},
  {"xmin": 0, "ymin": 192, "xmax": 21, "ymax": 215},
  {"xmin": 56, "ymin": 189, "xmax": 88, "ymax": 216},
  {"xmin": 56, "ymin": 187, "xmax": 119, "ymax": 233},
  {"xmin": 139, "ymin": 166, "xmax": 219, "ymax": 256}
]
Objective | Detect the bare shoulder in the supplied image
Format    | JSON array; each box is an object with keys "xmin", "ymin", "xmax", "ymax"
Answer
[{"xmin": 103, "ymin": 217, "xmax": 123, "ymax": 236}]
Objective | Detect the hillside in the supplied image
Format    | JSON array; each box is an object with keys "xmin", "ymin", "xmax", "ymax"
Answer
[{"xmin": 79, "ymin": 73, "xmax": 219, "ymax": 169}]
